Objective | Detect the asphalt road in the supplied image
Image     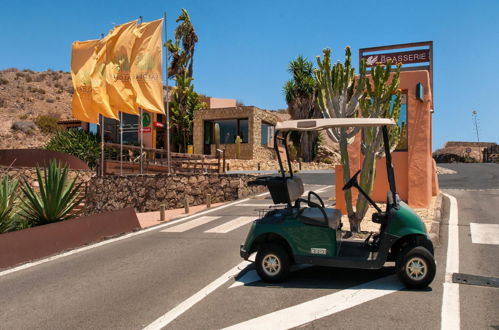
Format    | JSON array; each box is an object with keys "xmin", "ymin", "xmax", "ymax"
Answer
[{"xmin": 0, "ymin": 166, "xmax": 497, "ymax": 329}]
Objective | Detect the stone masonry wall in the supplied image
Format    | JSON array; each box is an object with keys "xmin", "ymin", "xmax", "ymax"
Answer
[
  {"xmin": 0, "ymin": 167, "xmax": 94, "ymax": 188},
  {"xmin": 85, "ymin": 173, "xmax": 264, "ymax": 214}
]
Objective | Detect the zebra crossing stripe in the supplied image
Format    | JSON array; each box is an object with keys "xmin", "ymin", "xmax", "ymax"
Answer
[
  {"xmin": 205, "ymin": 216, "xmax": 255, "ymax": 234},
  {"xmin": 161, "ymin": 216, "xmax": 220, "ymax": 233}
]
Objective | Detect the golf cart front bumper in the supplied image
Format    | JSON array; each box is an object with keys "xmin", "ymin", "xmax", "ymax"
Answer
[{"xmin": 240, "ymin": 244, "xmax": 250, "ymax": 260}]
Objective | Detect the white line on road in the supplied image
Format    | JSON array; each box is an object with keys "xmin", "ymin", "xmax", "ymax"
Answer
[
  {"xmin": 470, "ymin": 223, "xmax": 499, "ymax": 245},
  {"xmin": 441, "ymin": 192, "xmax": 460, "ymax": 330},
  {"xmin": 205, "ymin": 216, "xmax": 255, "ymax": 234},
  {"xmin": 143, "ymin": 260, "xmax": 251, "ymax": 330},
  {"xmin": 235, "ymin": 203, "xmax": 273, "ymax": 207},
  {"xmin": 222, "ymin": 275, "xmax": 403, "ymax": 330},
  {"xmin": 0, "ymin": 192, "xmax": 269, "ymax": 278},
  {"xmin": 161, "ymin": 216, "xmax": 220, "ymax": 233}
]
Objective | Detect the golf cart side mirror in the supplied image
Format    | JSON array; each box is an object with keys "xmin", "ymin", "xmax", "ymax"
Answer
[{"xmin": 342, "ymin": 170, "xmax": 361, "ymax": 191}]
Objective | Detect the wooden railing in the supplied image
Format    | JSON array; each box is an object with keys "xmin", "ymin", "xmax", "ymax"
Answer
[{"xmin": 101, "ymin": 143, "xmax": 223, "ymax": 175}]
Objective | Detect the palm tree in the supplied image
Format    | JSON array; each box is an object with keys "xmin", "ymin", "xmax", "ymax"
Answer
[
  {"xmin": 167, "ymin": 9, "xmax": 198, "ymax": 78},
  {"xmin": 283, "ymin": 56, "xmax": 318, "ymax": 161}
]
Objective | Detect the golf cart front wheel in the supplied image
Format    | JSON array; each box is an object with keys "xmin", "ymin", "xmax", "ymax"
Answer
[
  {"xmin": 256, "ymin": 243, "xmax": 291, "ymax": 283},
  {"xmin": 396, "ymin": 246, "xmax": 436, "ymax": 289}
]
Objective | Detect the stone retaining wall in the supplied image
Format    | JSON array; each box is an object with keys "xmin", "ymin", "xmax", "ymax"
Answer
[
  {"xmin": 85, "ymin": 173, "xmax": 264, "ymax": 214},
  {"xmin": 226, "ymin": 159, "xmax": 335, "ymax": 171},
  {"xmin": 0, "ymin": 167, "xmax": 94, "ymax": 188}
]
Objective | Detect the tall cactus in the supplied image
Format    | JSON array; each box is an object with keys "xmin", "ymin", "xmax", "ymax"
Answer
[
  {"xmin": 235, "ymin": 135, "xmax": 242, "ymax": 159},
  {"xmin": 214, "ymin": 123, "xmax": 220, "ymax": 152},
  {"xmin": 349, "ymin": 61, "xmax": 402, "ymax": 230},
  {"xmin": 315, "ymin": 47, "xmax": 367, "ymax": 219}
]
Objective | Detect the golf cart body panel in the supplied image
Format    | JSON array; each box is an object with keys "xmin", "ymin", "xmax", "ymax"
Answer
[{"xmin": 386, "ymin": 201, "xmax": 428, "ymax": 237}]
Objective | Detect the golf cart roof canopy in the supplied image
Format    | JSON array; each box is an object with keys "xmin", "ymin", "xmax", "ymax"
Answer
[{"xmin": 276, "ymin": 118, "xmax": 396, "ymax": 131}]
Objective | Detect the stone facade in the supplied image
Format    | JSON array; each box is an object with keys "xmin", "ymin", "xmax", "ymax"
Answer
[
  {"xmin": 193, "ymin": 106, "xmax": 278, "ymax": 161},
  {"xmin": 85, "ymin": 173, "xmax": 264, "ymax": 214}
]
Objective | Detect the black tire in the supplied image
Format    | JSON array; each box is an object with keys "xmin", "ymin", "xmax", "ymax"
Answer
[
  {"xmin": 255, "ymin": 243, "xmax": 291, "ymax": 283},
  {"xmin": 396, "ymin": 246, "xmax": 436, "ymax": 289}
]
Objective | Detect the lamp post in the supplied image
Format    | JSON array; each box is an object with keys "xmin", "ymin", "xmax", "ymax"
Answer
[{"xmin": 472, "ymin": 110, "xmax": 480, "ymax": 143}]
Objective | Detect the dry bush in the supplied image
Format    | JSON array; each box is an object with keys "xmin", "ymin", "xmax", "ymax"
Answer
[
  {"xmin": 0, "ymin": 78, "xmax": 8, "ymax": 85},
  {"xmin": 34, "ymin": 115, "xmax": 61, "ymax": 134}
]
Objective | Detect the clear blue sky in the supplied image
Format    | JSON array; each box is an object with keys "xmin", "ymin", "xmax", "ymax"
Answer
[{"xmin": 1, "ymin": 0, "xmax": 498, "ymax": 149}]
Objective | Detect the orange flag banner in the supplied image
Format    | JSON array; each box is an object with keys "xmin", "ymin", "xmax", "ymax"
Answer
[
  {"xmin": 70, "ymin": 40, "xmax": 101, "ymax": 123},
  {"xmin": 130, "ymin": 19, "xmax": 165, "ymax": 114},
  {"xmin": 90, "ymin": 35, "xmax": 119, "ymax": 120},
  {"xmin": 105, "ymin": 21, "xmax": 138, "ymax": 115}
]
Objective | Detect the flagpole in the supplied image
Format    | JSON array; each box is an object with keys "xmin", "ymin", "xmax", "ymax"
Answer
[
  {"xmin": 120, "ymin": 111, "xmax": 123, "ymax": 176},
  {"xmin": 164, "ymin": 12, "xmax": 171, "ymax": 174},
  {"xmin": 100, "ymin": 114, "xmax": 104, "ymax": 176},
  {"xmin": 140, "ymin": 108, "xmax": 143, "ymax": 174}
]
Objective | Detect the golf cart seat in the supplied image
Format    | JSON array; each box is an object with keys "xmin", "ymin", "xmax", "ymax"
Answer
[{"xmin": 298, "ymin": 207, "xmax": 342, "ymax": 230}]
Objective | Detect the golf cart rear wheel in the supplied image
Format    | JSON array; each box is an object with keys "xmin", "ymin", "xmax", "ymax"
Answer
[
  {"xmin": 396, "ymin": 246, "xmax": 436, "ymax": 289},
  {"xmin": 256, "ymin": 243, "xmax": 291, "ymax": 283}
]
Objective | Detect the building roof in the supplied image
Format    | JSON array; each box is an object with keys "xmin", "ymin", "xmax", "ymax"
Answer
[{"xmin": 276, "ymin": 118, "xmax": 396, "ymax": 131}]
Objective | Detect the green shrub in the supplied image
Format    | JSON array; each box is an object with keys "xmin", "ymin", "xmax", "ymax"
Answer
[
  {"xmin": 0, "ymin": 176, "xmax": 19, "ymax": 233},
  {"xmin": 19, "ymin": 161, "xmax": 83, "ymax": 226},
  {"xmin": 34, "ymin": 115, "xmax": 60, "ymax": 133},
  {"xmin": 45, "ymin": 129, "xmax": 101, "ymax": 168}
]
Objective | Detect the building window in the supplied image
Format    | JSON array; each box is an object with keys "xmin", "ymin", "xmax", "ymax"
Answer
[
  {"xmin": 261, "ymin": 122, "xmax": 275, "ymax": 147},
  {"xmin": 204, "ymin": 118, "xmax": 249, "ymax": 144},
  {"xmin": 395, "ymin": 93, "xmax": 408, "ymax": 151}
]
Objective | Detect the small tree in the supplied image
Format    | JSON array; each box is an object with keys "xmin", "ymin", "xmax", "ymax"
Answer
[
  {"xmin": 315, "ymin": 47, "xmax": 367, "ymax": 224},
  {"xmin": 349, "ymin": 61, "xmax": 402, "ymax": 231},
  {"xmin": 45, "ymin": 129, "xmax": 101, "ymax": 169},
  {"xmin": 283, "ymin": 56, "xmax": 318, "ymax": 162}
]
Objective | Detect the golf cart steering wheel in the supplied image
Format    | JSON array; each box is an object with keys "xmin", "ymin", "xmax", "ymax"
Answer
[
  {"xmin": 342, "ymin": 170, "xmax": 361, "ymax": 191},
  {"xmin": 308, "ymin": 191, "xmax": 325, "ymax": 208}
]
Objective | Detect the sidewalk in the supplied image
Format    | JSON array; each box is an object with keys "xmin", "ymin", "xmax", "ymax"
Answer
[{"xmin": 136, "ymin": 202, "xmax": 225, "ymax": 229}]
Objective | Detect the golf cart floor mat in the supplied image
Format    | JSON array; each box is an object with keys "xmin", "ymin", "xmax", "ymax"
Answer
[{"xmin": 337, "ymin": 240, "xmax": 377, "ymax": 260}]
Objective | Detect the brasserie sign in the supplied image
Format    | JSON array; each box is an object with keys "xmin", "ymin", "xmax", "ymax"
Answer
[{"xmin": 362, "ymin": 49, "xmax": 430, "ymax": 67}]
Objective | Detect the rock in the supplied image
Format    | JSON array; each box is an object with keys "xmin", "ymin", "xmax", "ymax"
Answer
[{"xmin": 11, "ymin": 120, "xmax": 36, "ymax": 134}]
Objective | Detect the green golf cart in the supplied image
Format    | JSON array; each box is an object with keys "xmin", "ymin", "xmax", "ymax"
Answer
[{"xmin": 240, "ymin": 118, "xmax": 436, "ymax": 289}]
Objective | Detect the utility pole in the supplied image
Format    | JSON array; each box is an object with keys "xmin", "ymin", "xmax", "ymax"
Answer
[{"xmin": 472, "ymin": 110, "xmax": 480, "ymax": 143}]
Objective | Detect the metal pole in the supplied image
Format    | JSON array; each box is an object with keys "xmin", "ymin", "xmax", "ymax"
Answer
[
  {"xmin": 164, "ymin": 12, "xmax": 171, "ymax": 174},
  {"xmin": 100, "ymin": 114, "xmax": 104, "ymax": 176},
  {"xmin": 120, "ymin": 111, "xmax": 123, "ymax": 176},
  {"xmin": 140, "ymin": 108, "xmax": 143, "ymax": 174}
]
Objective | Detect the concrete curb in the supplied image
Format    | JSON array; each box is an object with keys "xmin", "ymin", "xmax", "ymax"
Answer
[{"xmin": 428, "ymin": 193, "xmax": 444, "ymax": 246}]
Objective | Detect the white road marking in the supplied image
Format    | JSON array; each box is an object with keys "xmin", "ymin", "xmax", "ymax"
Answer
[
  {"xmin": 143, "ymin": 260, "xmax": 251, "ymax": 330},
  {"xmin": 205, "ymin": 216, "xmax": 255, "ymax": 234},
  {"xmin": 470, "ymin": 223, "xmax": 499, "ymax": 245},
  {"xmin": 235, "ymin": 203, "xmax": 274, "ymax": 207},
  {"xmin": 0, "ymin": 192, "xmax": 269, "ymax": 278},
  {"xmin": 223, "ymin": 275, "xmax": 403, "ymax": 330},
  {"xmin": 441, "ymin": 192, "xmax": 460, "ymax": 330},
  {"xmin": 161, "ymin": 216, "xmax": 220, "ymax": 233}
]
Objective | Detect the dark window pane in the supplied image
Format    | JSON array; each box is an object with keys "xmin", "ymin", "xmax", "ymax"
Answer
[
  {"xmin": 123, "ymin": 132, "xmax": 138, "ymax": 145},
  {"xmin": 261, "ymin": 123, "xmax": 269, "ymax": 145},
  {"xmin": 216, "ymin": 119, "xmax": 237, "ymax": 144},
  {"xmin": 238, "ymin": 119, "xmax": 248, "ymax": 143},
  {"xmin": 122, "ymin": 113, "xmax": 139, "ymax": 130}
]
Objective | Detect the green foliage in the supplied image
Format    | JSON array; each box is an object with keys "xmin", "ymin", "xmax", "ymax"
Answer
[
  {"xmin": 167, "ymin": 9, "xmax": 203, "ymax": 153},
  {"xmin": 167, "ymin": 9, "xmax": 198, "ymax": 78},
  {"xmin": 283, "ymin": 56, "xmax": 318, "ymax": 162},
  {"xmin": 45, "ymin": 129, "xmax": 101, "ymax": 168},
  {"xmin": 0, "ymin": 176, "xmax": 19, "ymax": 233},
  {"xmin": 19, "ymin": 161, "xmax": 83, "ymax": 226},
  {"xmin": 314, "ymin": 47, "xmax": 367, "ymax": 226},
  {"xmin": 34, "ymin": 115, "xmax": 60, "ymax": 133}
]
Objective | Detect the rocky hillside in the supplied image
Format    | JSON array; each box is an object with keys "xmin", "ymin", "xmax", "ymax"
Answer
[{"xmin": 0, "ymin": 68, "xmax": 73, "ymax": 149}]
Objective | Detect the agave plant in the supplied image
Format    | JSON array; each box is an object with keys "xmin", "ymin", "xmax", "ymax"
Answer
[
  {"xmin": 0, "ymin": 176, "xmax": 19, "ymax": 233},
  {"xmin": 20, "ymin": 161, "xmax": 84, "ymax": 226}
]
